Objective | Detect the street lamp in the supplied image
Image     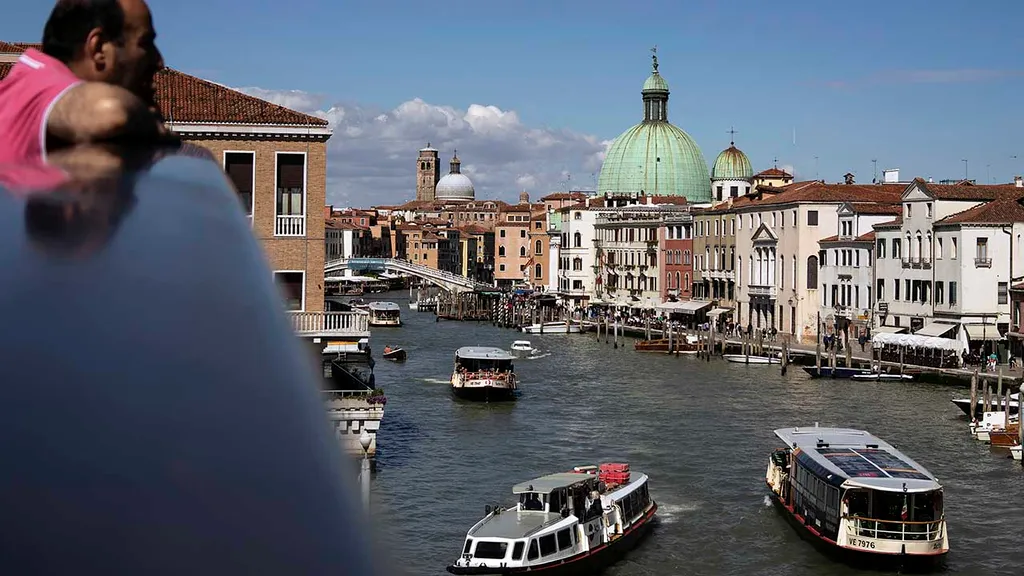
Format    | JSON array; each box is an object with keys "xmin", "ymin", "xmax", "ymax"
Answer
[{"xmin": 359, "ymin": 428, "xmax": 372, "ymax": 512}]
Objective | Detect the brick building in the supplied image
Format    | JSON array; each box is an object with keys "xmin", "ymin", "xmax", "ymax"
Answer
[{"xmin": 0, "ymin": 43, "xmax": 332, "ymax": 313}]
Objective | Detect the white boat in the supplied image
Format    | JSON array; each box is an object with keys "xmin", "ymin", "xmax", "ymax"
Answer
[
  {"xmin": 521, "ymin": 321, "xmax": 580, "ymax": 334},
  {"xmin": 1011, "ymin": 445, "xmax": 1022, "ymax": 461},
  {"xmin": 723, "ymin": 354, "xmax": 780, "ymax": 365},
  {"xmin": 766, "ymin": 426, "xmax": 948, "ymax": 570},
  {"xmin": 951, "ymin": 392, "xmax": 1019, "ymax": 418},
  {"xmin": 367, "ymin": 301, "xmax": 401, "ymax": 327},
  {"xmin": 408, "ymin": 301, "xmax": 419, "ymax": 311},
  {"xmin": 850, "ymin": 372, "xmax": 915, "ymax": 381},
  {"xmin": 446, "ymin": 462, "xmax": 656, "ymax": 575},
  {"xmin": 510, "ymin": 340, "xmax": 535, "ymax": 357},
  {"xmin": 969, "ymin": 411, "xmax": 1018, "ymax": 442},
  {"xmin": 451, "ymin": 347, "xmax": 518, "ymax": 401}
]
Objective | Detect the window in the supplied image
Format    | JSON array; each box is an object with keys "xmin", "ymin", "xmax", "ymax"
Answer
[
  {"xmin": 927, "ymin": 203, "xmax": 933, "ymax": 218},
  {"xmin": 951, "ymin": 237, "xmax": 958, "ymax": 259},
  {"xmin": 500, "ymin": 229, "xmax": 506, "ymax": 238},
  {"xmin": 905, "ymin": 279, "xmax": 911, "ymax": 301},
  {"xmin": 877, "ymin": 279, "xmax": 885, "ymax": 301},
  {"xmin": 225, "ymin": 151, "xmax": 254, "ymax": 215},
  {"xmin": 527, "ymin": 540, "xmax": 539, "ymax": 561},
  {"xmin": 906, "ymin": 203, "xmax": 912, "ymax": 217},
  {"xmin": 538, "ymin": 534, "xmax": 557, "ymax": 556},
  {"xmin": 535, "ymin": 239, "xmax": 543, "ymax": 254},
  {"xmin": 499, "ymin": 246, "xmax": 505, "ymax": 257},
  {"xmin": 950, "ymin": 281, "xmax": 957, "ymax": 305},
  {"xmin": 936, "ymin": 281, "xmax": 944, "ymax": 304},
  {"xmin": 716, "ymin": 185, "xmax": 723, "ymax": 200},
  {"xmin": 474, "ymin": 541, "xmax": 508, "ymax": 559},
  {"xmin": 730, "ymin": 185, "xmax": 738, "ymax": 197},
  {"xmin": 574, "ymin": 232, "xmax": 582, "ymax": 248},
  {"xmin": 276, "ymin": 153, "xmax": 306, "ymax": 235},
  {"xmin": 519, "ymin": 246, "xmax": 526, "ymax": 257},
  {"xmin": 806, "ymin": 255, "xmax": 818, "ymax": 289},
  {"xmin": 807, "ymin": 210, "xmax": 818, "ymax": 226},
  {"xmin": 512, "ymin": 542, "xmax": 525, "ymax": 561},
  {"xmin": 499, "ymin": 264, "xmax": 506, "ymax": 272},
  {"xmin": 273, "ymin": 271, "xmax": 304, "ymax": 311},
  {"xmin": 977, "ymin": 237, "xmax": 989, "ymax": 259},
  {"xmin": 557, "ymin": 528, "xmax": 572, "ymax": 550},
  {"xmin": 936, "ymin": 237, "xmax": 943, "ymax": 259},
  {"xmin": 999, "ymin": 282, "xmax": 1009, "ymax": 305}
]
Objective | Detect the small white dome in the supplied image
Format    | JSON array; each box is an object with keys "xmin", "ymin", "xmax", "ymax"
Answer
[{"xmin": 435, "ymin": 173, "xmax": 475, "ymax": 201}]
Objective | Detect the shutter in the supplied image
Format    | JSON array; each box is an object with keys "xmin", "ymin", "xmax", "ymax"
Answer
[{"xmin": 277, "ymin": 155, "xmax": 304, "ymax": 189}]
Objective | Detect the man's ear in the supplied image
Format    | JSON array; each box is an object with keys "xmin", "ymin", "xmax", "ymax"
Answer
[{"xmin": 82, "ymin": 27, "xmax": 110, "ymax": 72}]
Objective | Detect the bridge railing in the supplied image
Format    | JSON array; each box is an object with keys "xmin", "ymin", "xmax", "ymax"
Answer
[
  {"xmin": 289, "ymin": 311, "xmax": 370, "ymax": 336},
  {"xmin": 325, "ymin": 257, "xmax": 492, "ymax": 291}
]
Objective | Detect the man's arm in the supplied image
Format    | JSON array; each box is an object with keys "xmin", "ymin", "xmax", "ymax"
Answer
[{"xmin": 46, "ymin": 82, "xmax": 169, "ymax": 145}]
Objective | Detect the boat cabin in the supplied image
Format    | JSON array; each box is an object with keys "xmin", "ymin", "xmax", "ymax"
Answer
[
  {"xmin": 512, "ymin": 472, "xmax": 604, "ymax": 521},
  {"xmin": 454, "ymin": 347, "xmax": 514, "ymax": 375},
  {"xmin": 367, "ymin": 301, "xmax": 401, "ymax": 326}
]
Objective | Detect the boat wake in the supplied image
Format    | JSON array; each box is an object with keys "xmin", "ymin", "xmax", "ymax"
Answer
[
  {"xmin": 420, "ymin": 377, "xmax": 451, "ymax": 385},
  {"xmin": 656, "ymin": 502, "xmax": 700, "ymax": 525},
  {"xmin": 525, "ymin": 352, "xmax": 552, "ymax": 360},
  {"xmin": 762, "ymin": 495, "xmax": 772, "ymax": 508}
]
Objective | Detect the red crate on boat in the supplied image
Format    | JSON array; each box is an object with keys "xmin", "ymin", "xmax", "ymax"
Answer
[
  {"xmin": 599, "ymin": 462, "xmax": 630, "ymax": 473},
  {"xmin": 598, "ymin": 470, "xmax": 631, "ymax": 485}
]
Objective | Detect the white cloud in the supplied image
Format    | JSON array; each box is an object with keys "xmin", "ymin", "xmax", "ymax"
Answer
[{"xmin": 236, "ymin": 88, "xmax": 611, "ymax": 207}]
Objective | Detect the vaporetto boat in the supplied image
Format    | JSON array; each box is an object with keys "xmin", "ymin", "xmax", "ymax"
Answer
[
  {"xmin": 766, "ymin": 426, "xmax": 949, "ymax": 570},
  {"xmin": 447, "ymin": 463, "xmax": 656, "ymax": 575},
  {"xmin": 367, "ymin": 301, "xmax": 401, "ymax": 327},
  {"xmin": 450, "ymin": 347, "xmax": 518, "ymax": 402}
]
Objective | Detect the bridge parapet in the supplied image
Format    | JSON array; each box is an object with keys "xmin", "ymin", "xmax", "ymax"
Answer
[
  {"xmin": 325, "ymin": 257, "xmax": 492, "ymax": 292},
  {"xmin": 289, "ymin": 311, "xmax": 370, "ymax": 338}
]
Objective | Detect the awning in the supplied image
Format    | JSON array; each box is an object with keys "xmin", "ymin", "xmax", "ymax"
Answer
[
  {"xmin": 872, "ymin": 332, "xmax": 961, "ymax": 351},
  {"xmin": 914, "ymin": 322, "xmax": 957, "ymax": 338},
  {"xmin": 963, "ymin": 324, "xmax": 1003, "ymax": 341},
  {"xmin": 657, "ymin": 300, "xmax": 712, "ymax": 314},
  {"xmin": 707, "ymin": 307, "xmax": 733, "ymax": 317},
  {"xmin": 873, "ymin": 325, "xmax": 908, "ymax": 334}
]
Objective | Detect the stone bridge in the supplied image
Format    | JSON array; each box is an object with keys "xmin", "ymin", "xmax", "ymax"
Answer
[{"xmin": 325, "ymin": 257, "xmax": 492, "ymax": 293}]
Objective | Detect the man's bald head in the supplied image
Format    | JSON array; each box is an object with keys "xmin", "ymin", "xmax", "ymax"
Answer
[{"xmin": 41, "ymin": 0, "xmax": 163, "ymax": 106}]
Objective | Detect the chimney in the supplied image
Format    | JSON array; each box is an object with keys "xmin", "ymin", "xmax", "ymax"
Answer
[
  {"xmin": 844, "ymin": 173, "xmax": 855, "ymax": 185},
  {"xmin": 928, "ymin": 177, "xmax": 934, "ymax": 183},
  {"xmin": 882, "ymin": 168, "xmax": 899, "ymax": 183},
  {"xmin": 1015, "ymin": 176, "xmax": 1023, "ymax": 188}
]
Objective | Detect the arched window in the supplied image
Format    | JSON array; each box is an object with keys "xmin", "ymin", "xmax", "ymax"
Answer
[
  {"xmin": 806, "ymin": 255, "xmax": 818, "ymax": 289},
  {"xmin": 534, "ymin": 263, "xmax": 542, "ymax": 279},
  {"xmin": 519, "ymin": 246, "xmax": 526, "ymax": 257},
  {"xmin": 573, "ymin": 232, "xmax": 582, "ymax": 247},
  {"xmin": 535, "ymin": 239, "xmax": 543, "ymax": 254},
  {"xmin": 498, "ymin": 246, "xmax": 505, "ymax": 257},
  {"xmin": 676, "ymin": 271, "xmax": 681, "ymax": 290},
  {"xmin": 683, "ymin": 272, "xmax": 689, "ymax": 291}
]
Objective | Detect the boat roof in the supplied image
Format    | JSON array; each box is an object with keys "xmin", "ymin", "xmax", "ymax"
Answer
[
  {"xmin": 367, "ymin": 301, "xmax": 400, "ymax": 311},
  {"xmin": 456, "ymin": 346, "xmax": 514, "ymax": 361},
  {"xmin": 512, "ymin": 472, "xmax": 593, "ymax": 494},
  {"xmin": 775, "ymin": 427, "xmax": 941, "ymax": 493},
  {"xmin": 469, "ymin": 511, "xmax": 564, "ymax": 540}
]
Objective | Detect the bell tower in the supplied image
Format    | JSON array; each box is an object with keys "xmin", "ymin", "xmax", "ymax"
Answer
[{"xmin": 416, "ymin": 143, "xmax": 440, "ymax": 202}]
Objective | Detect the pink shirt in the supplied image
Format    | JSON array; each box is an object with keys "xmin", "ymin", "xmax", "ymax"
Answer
[{"xmin": 0, "ymin": 49, "xmax": 82, "ymax": 165}]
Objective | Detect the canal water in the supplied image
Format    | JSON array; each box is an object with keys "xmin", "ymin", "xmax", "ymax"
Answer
[{"xmin": 362, "ymin": 293, "xmax": 1021, "ymax": 576}]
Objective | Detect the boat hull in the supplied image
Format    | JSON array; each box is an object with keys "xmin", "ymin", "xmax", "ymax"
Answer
[
  {"xmin": 723, "ymin": 354, "xmax": 780, "ymax": 364},
  {"xmin": 802, "ymin": 366, "xmax": 870, "ymax": 378},
  {"xmin": 451, "ymin": 386, "xmax": 517, "ymax": 402},
  {"xmin": 767, "ymin": 490, "xmax": 946, "ymax": 573},
  {"xmin": 382, "ymin": 349, "xmax": 407, "ymax": 362},
  {"xmin": 521, "ymin": 323, "xmax": 580, "ymax": 334},
  {"xmin": 446, "ymin": 502, "xmax": 657, "ymax": 575},
  {"xmin": 951, "ymin": 398, "xmax": 1019, "ymax": 418}
]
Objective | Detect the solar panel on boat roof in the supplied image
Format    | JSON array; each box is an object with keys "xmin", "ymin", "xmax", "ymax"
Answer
[{"xmin": 819, "ymin": 448, "xmax": 930, "ymax": 480}]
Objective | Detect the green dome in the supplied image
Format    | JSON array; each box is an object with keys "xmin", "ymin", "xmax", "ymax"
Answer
[
  {"xmin": 642, "ymin": 72, "xmax": 669, "ymax": 93},
  {"xmin": 711, "ymin": 145, "xmax": 754, "ymax": 180},
  {"xmin": 598, "ymin": 123, "xmax": 711, "ymax": 201},
  {"xmin": 597, "ymin": 52, "xmax": 711, "ymax": 202}
]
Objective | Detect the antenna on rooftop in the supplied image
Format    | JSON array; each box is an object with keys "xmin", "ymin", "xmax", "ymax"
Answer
[
  {"xmin": 814, "ymin": 156, "xmax": 819, "ymax": 179},
  {"xmin": 871, "ymin": 159, "xmax": 877, "ymax": 184}
]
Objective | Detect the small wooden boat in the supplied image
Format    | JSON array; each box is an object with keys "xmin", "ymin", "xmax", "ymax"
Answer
[
  {"xmin": 447, "ymin": 462, "xmax": 656, "ymax": 575},
  {"xmin": 1011, "ymin": 445, "xmax": 1022, "ymax": 461},
  {"xmin": 988, "ymin": 427, "xmax": 1020, "ymax": 448},
  {"xmin": 723, "ymin": 354, "xmax": 780, "ymax": 365},
  {"xmin": 802, "ymin": 366, "xmax": 871, "ymax": 379},
  {"xmin": 634, "ymin": 334, "xmax": 699, "ymax": 353},
  {"xmin": 382, "ymin": 346, "xmax": 407, "ymax": 362}
]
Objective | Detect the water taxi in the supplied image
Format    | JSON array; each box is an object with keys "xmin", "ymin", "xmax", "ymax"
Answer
[
  {"xmin": 510, "ymin": 340, "xmax": 535, "ymax": 358},
  {"xmin": 521, "ymin": 321, "xmax": 580, "ymax": 334},
  {"xmin": 451, "ymin": 347, "xmax": 518, "ymax": 401},
  {"xmin": 447, "ymin": 463, "xmax": 656, "ymax": 575},
  {"xmin": 766, "ymin": 426, "xmax": 948, "ymax": 570},
  {"xmin": 367, "ymin": 301, "xmax": 401, "ymax": 327}
]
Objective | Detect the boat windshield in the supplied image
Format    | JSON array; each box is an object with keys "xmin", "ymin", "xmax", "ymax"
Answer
[
  {"xmin": 457, "ymin": 357, "xmax": 512, "ymax": 372},
  {"xmin": 372, "ymin": 310, "xmax": 399, "ymax": 319},
  {"xmin": 844, "ymin": 488, "xmax": 943, "ymax": 541}
]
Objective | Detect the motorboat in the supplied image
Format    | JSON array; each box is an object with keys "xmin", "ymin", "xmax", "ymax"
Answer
[
  {"xmin": 849, "ymin": 372, "xmax": 915, "ymax": 381},
  {"xmin": 1011, "ymin": 445, "xmax": 1022, "ymax": 461},
  {"xmin": 803, "ymin": 366, "xmax": 871, "ymax": 379},
  {"xmin": 510, "ymin": 340, "xmax": 535, "ymax": 357},
  {"xmin": 382, "ymin": 346, "xmax": 407, "ymax": 362},
  {"xmin": 766, "ymin": 426, "xmax": 948, "ymax": 570},
  {"xmin": 951, "ymin": 392, "xmax": 1019, "ymax": 418},
  {"xmin": 521, "ymin": 321, "xmax": 580, "ymax": 334},
  {"xmin": 367, "ymin": 301, "xmax": 401, "ymax": 327},
  {"xmin": 723, "ymin": 354, "xmax": 781, "ymax": 365},
  {"xmin": 447, "ymin": 463, "xmax": 656, "ymax": 575},
  {"xmin": 634, "ymin": 333, "xmax": 700, "ymax": 354},
  {"xmin": 451, "ymin": 347, "xmax": 518, "ymax": 401}
]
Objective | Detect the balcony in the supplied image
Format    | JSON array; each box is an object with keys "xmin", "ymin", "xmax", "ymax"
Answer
[
  {"xmin": 900, "ymin": 256, "xmax": 933, "ymax": 269},
  {"xmin": 975, "ymin": 257, "xmax": 992, "ymax": 268},
  {"xmin": 275, "ymin": 215, "xmax": 306, "ymax": 236},
  {"xmin": 707, "ymin": 269, "xmax": 735, "ymax": 280},
  {"xmin": 748, "ymin": 284, "xmax": 777, "ymax": 298},
  {"xmin": 289, "ymin": 311, "xmax": 370, "ymax": 337}
]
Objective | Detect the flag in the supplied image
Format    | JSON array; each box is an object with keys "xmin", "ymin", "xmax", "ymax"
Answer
[{"xmin": 901, "ymin": 496, "xmax": 909, "ymax": 521}]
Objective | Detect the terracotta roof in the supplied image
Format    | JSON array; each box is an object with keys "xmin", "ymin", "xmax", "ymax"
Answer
[
  {"xmin": 912, "ymin": 178, "xmax": 1023, "ymax": 201},
  {"xmin": 541, "ymin": 191, "xmax": 589, "ymax": 201},
  {"xmin": 712, "ymin": 181, "xmax": 904, "ymax": 212},
  {"xmin": 846, "ymin": 202, "xmax": 901, "ymax": 215},
  {"xmin": 856, "ymin": 231, "xmax": 876, "ymax": 241},
  {"xmin": 495, "ymin": 221, "xmax": 531, "ymax": 227},
  {"xmin": 646, "ymin": 195, "xmax": 690, "ymax": 206},
  {"xmin": 501, "ymin": 204, "xmax": 533, "ymax": 212},
  {"xmin": 755, "ymin": 167, "xmax": 793, "ymax": 179},
  {"xmin": 872, "ymin": 216, "xmax": 903, "ymax": 229},
  {"xmin": 819, "ymin": 231, "xmax": 875, "ymax": 244},
  {"xmin": 935, "ymin": 198, "xmax": 1024, "ymax": 226},
  {"xmin": 1012, "ymin": 282, "xmax": 1024, "ymax": 291},
  {"xmin": 156, "ymin": 68, "xmax": 326, "ymax": 125},
  {"xmin": 0, "ymin": 41, "xmax": 23, "ymax": 53},
  {"xmin": 0, "ymin": 44, "xmax": 326, "ymax": 126}
]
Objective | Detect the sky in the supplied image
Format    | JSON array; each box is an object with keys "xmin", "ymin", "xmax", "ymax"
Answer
[{"xmin": 5, "ymin": 0, "xmax": 1024, "ymax": 206}]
